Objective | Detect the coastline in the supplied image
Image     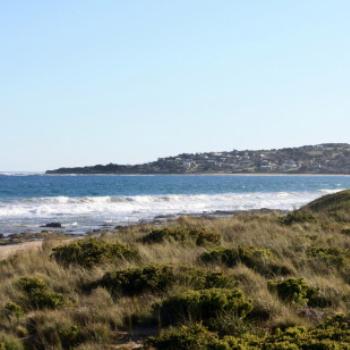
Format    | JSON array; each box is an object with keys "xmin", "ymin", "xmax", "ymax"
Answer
[
  {"xmin": 0, "ymin": 208, "xmax": 283, "ymax": 258},
  {"xmin": 2, "ymin": 190, "xmax": 350, "ymax": 348},
  {"xmin": 43, "ymin": 173, "xmax": 350, "ymax": 176}
]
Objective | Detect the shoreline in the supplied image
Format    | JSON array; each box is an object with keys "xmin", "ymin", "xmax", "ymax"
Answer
[
  {"xmin": 0, "ymin": 208, "xmax": 283, "ymax": 255},
  {"xmin": 3, "ymin": 172, "xmax": 350, "ymax": 177},
  {"xmin": 44, "ymin": 173, "xmax": 350, "ymax": 176}
]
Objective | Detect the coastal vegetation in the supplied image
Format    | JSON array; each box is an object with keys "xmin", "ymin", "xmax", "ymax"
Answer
[{"xmin": 1, "ymin": 190, "xmax": 350, "ymax": 348}]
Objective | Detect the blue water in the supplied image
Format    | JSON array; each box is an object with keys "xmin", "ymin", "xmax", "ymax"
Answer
[{"xmin": 0, "ymin": 174, "xmax": 349, "ymax": 234}]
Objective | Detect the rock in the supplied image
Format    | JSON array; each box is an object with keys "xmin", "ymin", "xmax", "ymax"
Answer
[{"xmin": 40, "ymin": 222, "xmax": 62, "ymax": 228}]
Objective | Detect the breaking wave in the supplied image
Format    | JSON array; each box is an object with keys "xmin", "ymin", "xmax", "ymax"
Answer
[{"xmin": 0, "ymin": 189, "xmax": 342, "ymax": 234}]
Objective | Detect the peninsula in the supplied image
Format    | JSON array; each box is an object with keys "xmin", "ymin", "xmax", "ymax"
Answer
[{"xmin": 46, "ymin": 143, "xmax": 350, "ymax": 175}]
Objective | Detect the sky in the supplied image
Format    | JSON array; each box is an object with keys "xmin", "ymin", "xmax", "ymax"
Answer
[{"xmin": 1, "ymin": 1, "xmax": 350, "ymax": 171}]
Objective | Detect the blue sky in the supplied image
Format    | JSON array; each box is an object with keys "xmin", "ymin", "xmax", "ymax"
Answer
[{"xmin": 1, "ymin": 1, "xmax": 349, "ymax": 171}]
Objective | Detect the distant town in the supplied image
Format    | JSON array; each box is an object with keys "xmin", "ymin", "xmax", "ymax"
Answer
[{"xmin": 46, "ymin": 143, "xmax": 350, "ymax": 175}]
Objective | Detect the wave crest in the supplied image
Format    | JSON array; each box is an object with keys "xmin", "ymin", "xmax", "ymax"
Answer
[{"xmin": 0, "ymin": 190, "xmax": 342, "ymax": 220}]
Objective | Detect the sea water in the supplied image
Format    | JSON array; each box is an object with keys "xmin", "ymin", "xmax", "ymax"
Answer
[{"xmin": 0, "ymin": 174, "xmax": 349, "ymax": 235}]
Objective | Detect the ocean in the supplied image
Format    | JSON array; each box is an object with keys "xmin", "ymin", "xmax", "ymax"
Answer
[{"xmin": 0, "ymin": 174, "xmax": 349, "ymax": 235}]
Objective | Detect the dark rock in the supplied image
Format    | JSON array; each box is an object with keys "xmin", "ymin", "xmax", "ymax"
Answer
[{"xmin": 40, "ymin": 222, "xmax": 62, "ymax": 228}]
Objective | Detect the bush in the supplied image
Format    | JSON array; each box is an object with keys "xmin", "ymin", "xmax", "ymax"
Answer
[
  {"xmin": 148, "ymin": 323, "xmax": 261, "ymax": 350},
  {"xmin": 156, "ymin": 288, "xmax": 252, "ymax": 326},
  {"xmin": 209, "ymin": 312, "xmax": 251, "ymax": 337},
  {"xmin": 200, "ymin": 247, "xmax": 292, "ymax": 277},
  {"xmin": 16, "ymin": 277, "xmax": 64, "ymax": 310},
  {"xmin": 177, "ymin": 267, "xmax": 237, "ymax": 290},
  {"xmin": 2, "ymin": 302, "xmax": 24, "ymax": 322},
  {"xmin": 0, "ymin": 333, "xmax": 23, "ymax": 350},
  {"xmin": 268, "ymin": 278, "xmax": 330, "ymax": 308},
  {"xmin": 141, "ymin": 225, "xmax": 220, "ymax": 246},
  {"xmin": 281, "ymin": 211, "xmax": 316, "ymax": 225},
  {"xmin": 307, "ymin": 247, "xmax": 348, "ymax": 269},
  {"xmin": 269, "ymin": 278, "xmax": 309, "ymax": 305},
  {"xmin": 148, "ymin": 319, "xmax": 350, "ymax": 350},
  {"xmin": 263, "ymin": 319, "xmax": 350, "ymax": 349},
  {"xmin": 147, "ymin": 323, "xmax": 222, "ymax": 350},
  {"xmin": 51, "ymin": 238, "xmax": 137, "ymax": 268},
  {"xmin": 89, "ymin": 265, "xmax": 237, "ymax": 298},
  {"xmin": 25, "ymin": 316, "xmax": 86, "ymax": 350},
  {"xmin": 92, "ymin": 265, "xmax": 176, "ymax": 297},
  {"xmin": 200, "ymin": 247, "xmax": 240, "ymax": 267},
  {"xmin": 341, "ymin": 228, "xmax": 350, "ymax": 236}
]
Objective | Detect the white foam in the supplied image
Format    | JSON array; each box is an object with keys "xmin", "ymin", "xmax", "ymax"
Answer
[
  {"xmin": 0, "ymin": 189, "xmax": 342, "ymax": 225},
  {"xmin": 0, "ymin": 188, "xmax": 344, "ymax": 235},
  {"xmin": 0, "ymin": 171, "xmax": 44, "ymax": 176}
]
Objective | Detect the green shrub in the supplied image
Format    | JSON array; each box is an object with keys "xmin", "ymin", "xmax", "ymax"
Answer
[
  {"xmin": 281, "ymin": 210, "xmax": 316, "ymax": 225},
  {"xmin": 269, "ymin": 278, "xmax": 310, "ymax": 305},
  {"xmin": 177, "ymin": 267, "xmax": 237, "ymax": 290},
  {"xmin": 341, "ymin": 228, "xmax": 350, "ymax": 236},
  {"xmin": 156, "ymin": 288, "xmax": 252, "ymax": 326},
  {"xmin": 209, "ymin": 312, "xmax": 251, "ymax": 337},
  {"xmin": 148, "ymin": 323, "xmax": 261, "ymax": 350},
  {"xmin": 147, "ymin": 323, "xmax": 222, "ymax": 350},
  {"xmin": 200, "ymin": 247, "xmax": 240, "ymax": 267},
  {"xmin": 268, "ymin": 278, "xmax": 330, "ymax": 307},
  {"xmin": 305, "ymin": 287, "xmax": 333, "ymax": 308},
  {"xmin": 51, "ymin": 238, "xmax": 137, "ymax": 268},
  {"xmin": 25, "ymin": 316, "xmax": 86, "ymax": 350},
  {"xmin": 3, "ymin": 302, "xmax": 24, "ymax": 322},
  {"xmin": 263, "ymin": 319, "xmax": 350, "ymax": 349},
  {"xmin": 307, "ymin": 247, "xmax": 348, "ymax": 268},
  {"xmin": 16, "ymin": 277, "xmax": 64, "ymax": 310},
  {"xmin": 149, "ymin": 319, "xmax": 350, "ymax": 350},
  {"xmin": 247, "ymin": 304, "xmax": 272, "ymax": 322},
  {"xmin": 0, "ymin": 333, "xmax": 23, "ymax": 350},
  {"xmin": 201, "ymin": 247, "xmax": 292, "ymax": 277},
  {"xmin": 141, "ymin": 225, "xmax": 220, "ymax": 246},
  {"xmin": 92, "ymin": 265, "xmax": 176, "ymax": 297},
  {"xmin": 89, "ymin": 265, "xmax": 237, "ymax": 298}
]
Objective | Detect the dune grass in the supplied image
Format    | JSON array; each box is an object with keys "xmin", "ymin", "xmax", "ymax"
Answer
[{"xmin": 1, "ymin": 190, "xmax": 350, "ymax": 349}]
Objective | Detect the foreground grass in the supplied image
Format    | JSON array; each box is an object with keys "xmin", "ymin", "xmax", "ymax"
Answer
[{"xmin": 1, "ymin": 190, "xmax": 350, "ymax": 349}]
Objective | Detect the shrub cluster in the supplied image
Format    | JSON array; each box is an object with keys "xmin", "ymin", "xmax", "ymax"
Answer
[
  {"xmin": 0, "ymin": 332, "xmax": 24, "ymax": 350},
  {"xmin": 307, "ymin": 247, "xmax": 349, "ymax": 268},
  {"xmin": 201, "ymin": 246, "xmax": 291, "ymax": 277},
  {"xmin": 51, "ymin": 238, "xmax": 137, "ymax": 268},
  {"xmin": 177, "ymin": 267, "xmax": 237, "ymax": 290},
  {"xmin": 281, "ymin": 210, "xmax": 316, "ymax": 225},
  {"xmin": 15, "ymin": 277, "xmax": 64, "ymax": 310},
  {"xmin": 149, "ymin": 316, "xmax": 350, "ymax": 350},
  {"xmin": 91, "ymin": 265, "xmax": 176, "ymax": 297},
  {"xmin": 3, "ymin": 302, "xmax": 24, "ymax": 323},
  {"xmin": 156, "ymin": 288, "xmax": 252, "ymax": 326},
  {"xmin": 89, "ymin": 265, "xmax": 237, "ymax": 298},
  {"xmin": 268, "ymin": 278, "xmax": 331, "ymax": 307},
  {"xmin": 25, "ymin": 316, "xmax": 88, "ymax": 350},
  {"xmin": 141, "ymin": 225, "xmax": 220, "ymax": 246},
  {"xmin": 147, "ymin": 323, "xmax": 252, "ymax": 350}
]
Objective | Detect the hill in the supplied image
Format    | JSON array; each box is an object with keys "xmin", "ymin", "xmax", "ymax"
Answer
[
  {"xmin": 46, "ymin": 143, "xmax": 350, "ymax": 174},
  {"xmin": 304, "ymin": 189, "xmax": 350, "ymax": 213}
]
